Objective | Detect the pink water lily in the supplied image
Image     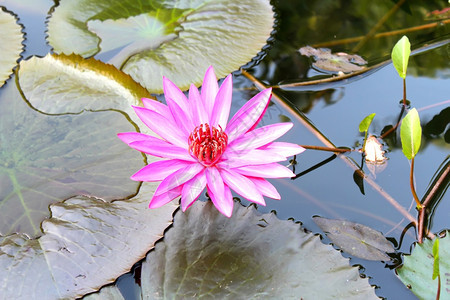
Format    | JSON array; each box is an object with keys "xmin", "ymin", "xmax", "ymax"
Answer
[{"xmin": 118, "ymin": 66, "xmax": 304, "ymax": 217}]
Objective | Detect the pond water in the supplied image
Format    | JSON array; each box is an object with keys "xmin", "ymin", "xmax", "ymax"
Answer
[{"xmin": 0, "ymin": 0, "xmax": 449, "ymax": 299}]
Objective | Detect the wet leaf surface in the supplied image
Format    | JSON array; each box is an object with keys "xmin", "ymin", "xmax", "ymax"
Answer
[
  {"xmin": 47, "ymin": 0, "xmax": 274, "ymax": 93},
  {"xmin": 314, "ymin": 216, "xmax": 395, "ymax": 261}
]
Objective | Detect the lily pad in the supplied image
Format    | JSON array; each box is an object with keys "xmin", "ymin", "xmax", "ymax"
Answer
[
  {"xmin": 47, "ymin": 0, "xmax": 274, "ymax": 93},
  {"xmin": 0, "ymin": 184, "xmax": 178, "ymax": 299},
  {"xmin": 299, "ymin": 46, "xmax": 367, "ymax": 74},
  {"xmin": 0, "ymin": 80, "xmax": 144, "ymax": 237},
  {"xmin": 397, "ymin": 231, "xmax": 450, "ymax": 300},
  {"xmin": 0, "ymin": 7, "xmax": 24, "ymax": 87},
  {"xmin": 135, "ymin": 201, "xmax": 378, "ymax": 299},
  {"xmin": 18, "ymin": 54, "xmax": 150, "ymax": 114},
  {"xmin": 313, "ymin": 216, "xmax": 395, "ymax": 261}
]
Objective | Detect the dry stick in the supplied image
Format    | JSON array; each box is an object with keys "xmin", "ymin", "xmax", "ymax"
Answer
[
  {"xmin": 351, "ymin": 0, "xmax": 406, "ymax": 52},
  {"xmin": 241, "ymin": 69, "xmax": 423, "ymax": 233},
  {"xmin": 312, "ymin": 19, "xmax": 450, "ymax": 49},
  {"xmin": 300, "ymin": 145, "xmax": 351, "ymax": 153}
]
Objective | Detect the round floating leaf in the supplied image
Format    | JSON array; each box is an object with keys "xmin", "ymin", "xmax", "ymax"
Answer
[
  {"xmin": 397, "ymin": 231, "xmax": 450, "ymax": 300},
  {"xmin": 400, "ymin": 108, "xmax": 422, "ymax": 160},
  {"xmin": 47, "ymin": 0, "xmax": 274, "ymax": 92},
  {"xmin": 313, "ymin": 216, "xmax": 395, "ymax": 261},
  {"xmin": 138, "ymin": 201, "xmax": 378, "ymax": 299},
  {"xmin": 0, "ymin": 81, "xmax": 143, "ymax": 237},
  {"xmin": 18, "ymin": 54, "xmax": 151, "ymax": 114},
  {"xmin": 0, "ymin": 184, "xmax": 178, "ymax": 299},
  {"xmin": 391, "ymin": 35, "xmax": 411, "ymax": 79},
  {"xmin": 0, "ymin": 7, "xmax": 24, "ymax": 87}
]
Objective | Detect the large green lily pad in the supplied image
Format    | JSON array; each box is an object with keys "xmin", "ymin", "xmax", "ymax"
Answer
[
  {"xmin": 0, "ymin": 184, "xmax": 178, "ymax": 299},
  {"xmin": 47, "ymin": 0, "xmax": 274, "ymax": 92},
  {"xmin": 397, "ymin": 231, "xmax": 450, "ymax": 300},
  {"xmin": 0, "ymin": 80, "xmax": 143, "ymax": 237},
  {"xmin": 135, "ymin": 201, "xmax": 378, "ymax": 299},
  {"xmin": 0, "ymin": 7, "xmax": 24, "ymax": 87}
]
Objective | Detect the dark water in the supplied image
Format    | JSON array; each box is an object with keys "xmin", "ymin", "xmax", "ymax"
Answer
[{"xmin": 2, "ymin": 0, "xmax": 449, "ymax": 299}]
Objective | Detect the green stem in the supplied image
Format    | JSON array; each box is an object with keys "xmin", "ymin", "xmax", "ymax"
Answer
[{"xmin": 403, "ymin": 78, "xmax": 407, "ymax": 106}]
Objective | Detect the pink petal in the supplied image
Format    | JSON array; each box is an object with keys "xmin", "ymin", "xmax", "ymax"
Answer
[
  {"xmin": 210, "ymin": 74, "xmax": 232, "ymax": 129},
  {"xmin": 233, "ymin": 163, "xmax": 295, "ymax": 178},
  {"xmin": 181, "ymin": 170, "xmax": 207, "ymax": 211},
  {"xmin": 259, "ymin": 142, "xmax": 306, "ymax": 158},
  {"xmin": 131, "ymin": 159, "xmax": 189, "ymax": 182},
  {"xmin": 219, "ymin": 168, "xmax": 265, "ymax": 206},
  {"xmin": 154, "ymin": 163, "xmax": 204, "ymax": 196},
  {"xmin": 149, "ymin": 185, "xmax": 182, "ymax": 208},
  {"xmin": 228, "ymin": 123, "xmax": 294, "ymax": 151},
  {"xmin": 163, "ymin": 76, "xmax": 189, "ymax": 112},
  {"xmin": 141, "ymin": 98, "xmax": 174, "ymax": 122},
  {"xmin": 219, "ymin": 149, "xmax": 286, "ymax": 168},
  {"xmin": 201, "ymin": 66, "xmax": 219, "ymax": 120},
  {"xmin": 133, "ymin": 106, "xmax": 188, "ymax": 148},
  {"xmin": 225, "ymin": 88, "xmax": 272, "ymax": 142},
  {"xmin": 165, "ymin": 96, "xmax": 195, "ymax": 137},
  {"xmin": 117, "ymin": 132, "xmax": 150, "ymax": 145},
  {"xmin": 205, "ymin": 167, "xmax": 233, "ymax": 217},
  {"xmin": 248, "ymin": 177, "xmax": 280, "ymax": 200},
  {"xmin": 189, "ymin": 83, "xmax": 208, "ymax": 126},
  {"xmin": 128, "ymin": 137, "xmax": 194, "ymax": 161}
]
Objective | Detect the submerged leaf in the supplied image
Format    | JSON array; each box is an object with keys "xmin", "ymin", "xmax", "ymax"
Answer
[
  {"xmin": 400, "ymin": 108, "xmax": 422, "ymax": 160},
  {"xmin": 397, "ymin": 231, "xmax": 450, "ymax": 300},
  {"xmin": 0, "ymin": 7, "xmax": 24, "ymax": 86},
  {"xmin": 47, "ymin": 0, "xmax": 274, "ymax": 93},
  {"xmin": 313, "ymin": 216, "xmax": 395, "ymax": 261},
  {"xmin": 137, "ymin": 201, "xmax": 378, "ymax": 299},
  {"xmin": 391, "ymin": 35, "xmax": 411, "ymax": 79},
  {"xmin": 0, "ymin": 184, "xmax": 177, "ymax": 299},
  {"xmin": 299, "ymin": 46, "xmax": 367, "ymax": 74}
]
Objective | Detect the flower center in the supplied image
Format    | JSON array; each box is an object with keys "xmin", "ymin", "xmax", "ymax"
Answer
[{"xmin": 189, "ymin": 123, "xmax": 228, "ymax": 167}]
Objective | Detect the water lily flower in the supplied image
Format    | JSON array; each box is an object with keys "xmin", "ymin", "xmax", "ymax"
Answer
[{"xmin": 118, "ymin": 66, "xmax": 304, "ymax": 217}]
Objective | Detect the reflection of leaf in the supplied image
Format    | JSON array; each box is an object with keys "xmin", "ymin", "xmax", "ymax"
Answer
[
  {"xmin": 400, "ymin": 108, "xmax": 422, "ymax": 160},
  {"xmin": 47, "ymin": 0, "xmax": 274, "ymax": 93},
  {"xmin": 299, "ymin": 46, "xmax": 367, "ymax": 74},
  {"xmin": 424, "ymin": 107, "xmax": 450, "ymax": 143},
  {"xmin": 397, "ymin": 231, "xmax": 450, "ymax": 300},
  {"xmin": 313, "ymin": 216, "xmax": 395, "ymax": 261},
  {"xmin": 18, "ymin": 54, "xmax": 151, "ymax": 114},
  {"xmin": 0, "ymin": 7, "xmax": 24, "ymax": 87},
  {"xmin": 129, "ymin": 201, "xmax": 378, "ymax": 299},
  {"xmin": 0, "ymin": 184, "xmax": 178, "ymax": 299},
  {"xmin": 0, "ymin": 82, "xmax": 143, "ymax": 237}
]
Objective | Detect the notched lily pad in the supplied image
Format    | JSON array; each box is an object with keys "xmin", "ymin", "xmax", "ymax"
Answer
[
  {"xmin": 299, "ymin": 46, "xmax": 367, "ymax": 74},
  {"xmin": 0, "ymin": 80, "xmax": 143, "ymax": 238},
  {"xmin": 397, "ymin": 231, "xmax": 450, "ymax": 300},
  {"xmin": 0, "ymin": 7, "xmax": 24, "ymax": 87},
  {"xmin": 47, "ymin": 0, "xmax": 274, "ymax": 93},
  {"xmin": 314, "ymin": 216, "xmax": 395, "ymax": 261},
  {"xmin": 18, "ymin": 53, "xmax": 151, "ymax": 114},
  {"xmin": 137, "ymin": 201, "xmax": 378, "ymax": 299},
  {"xmin": 0, "ymin": 184, "xmax": 178, "ymax": 299}
]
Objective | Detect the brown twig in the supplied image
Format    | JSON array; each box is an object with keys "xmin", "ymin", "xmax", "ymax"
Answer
[{"xmin": 299, "ymin": 145, "xmax": 351, "ymax": 153}]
